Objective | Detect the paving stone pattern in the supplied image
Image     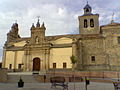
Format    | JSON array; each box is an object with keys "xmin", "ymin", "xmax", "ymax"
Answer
[{"xmin": 0, "ymin": 82, "xmax": 114, "ymax": 90}]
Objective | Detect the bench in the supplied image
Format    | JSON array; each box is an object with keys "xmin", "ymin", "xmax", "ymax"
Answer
[
  {"xmin": 113, "ymin": 82, "xmax": 120, "ymax": 90},
  {"xmin": 50, "ymin": 76, "xmax": 68, "ymax": 90}
]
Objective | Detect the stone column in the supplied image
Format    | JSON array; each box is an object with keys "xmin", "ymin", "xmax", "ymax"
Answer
[
  {"xmin": 30, "ymin": 55, "xmax": 32, "ymax": 71},
  {"xmin": 2, "ymin": 49, "xmax": 6, "ymax": 68},
  {"xmin": 14, "ymin": 51, "xmax": 17, "ymax": 69},
  {"xmin": 26, "ymin": 54, "xmax": 30, "ymax": 71},
  {"xmin": 72, "ymin": 39, "xmax": 77, "ymax": 56},
  {"xmin": 23, "ymin": 50, "xmax": 28, "ymax": 71},
  {"xmin": 45, "ymin": 49, "xmax": 50, "ymax": 70},
  {"xmin": 77, "ymin": 40, "xmax": 83, "ymax": 70},
  {"xmin": 47, "ymin": 49, "xmax": 50, "ymax": 70},
  {"xmin": 41, "ymin": 57, "xmax": 44, "ymax": 71},
  {"xmin": 44, "ymin": 49, "xmax": 47, "ymax": 71}
]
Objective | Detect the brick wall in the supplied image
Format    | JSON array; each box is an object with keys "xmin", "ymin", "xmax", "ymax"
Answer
[{"xmin": 47, "ymin": 71, "xmax": 120, "ymax": 78}]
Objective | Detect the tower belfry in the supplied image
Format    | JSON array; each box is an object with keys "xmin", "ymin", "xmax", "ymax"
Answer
[
  {"xmin": 78, "ymin": 3, "xmax": 100, "ymax": 34},
  {"xmin": 30, "ymin": 18, "xmax": 46, "ymax": 44}
]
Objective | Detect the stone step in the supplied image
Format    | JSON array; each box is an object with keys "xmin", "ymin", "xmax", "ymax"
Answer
[
  {"xmin": 7, "ymin": 75, "xmax": 38, "ymax": 83},
  {"xmin": 7, "ymin": 71, "xmax": 45, "ymax": 75}
]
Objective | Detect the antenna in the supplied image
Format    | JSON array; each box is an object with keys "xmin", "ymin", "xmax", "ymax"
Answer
[
  {"xmin": 111, "ymin": 12, "xmax": 114, "ymax": 23},
  {"xmin": 86, "ymin": 0, "xmax": 88, "ymax": 4}
]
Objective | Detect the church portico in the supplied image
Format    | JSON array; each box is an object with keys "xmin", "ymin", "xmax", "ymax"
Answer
[{"xmin": 23, "ymin": 48, "xmax": 50, "ymax": 72}]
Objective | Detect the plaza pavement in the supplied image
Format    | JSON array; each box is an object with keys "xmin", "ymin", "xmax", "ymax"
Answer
[{"xmin": 0, "ymin": 82, "xmax": 114, "ymax": 90}]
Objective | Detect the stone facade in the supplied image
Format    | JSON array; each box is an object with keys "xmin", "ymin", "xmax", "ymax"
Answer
[
  {"xmin": 0, "ymin": 69, "xmax": 7, "ymax": 82},
  {"xmin": 2, "ymin": 3, "xmax": 120, "ymax": 71}
]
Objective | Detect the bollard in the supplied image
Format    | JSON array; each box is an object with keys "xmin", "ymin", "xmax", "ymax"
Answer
[
  {"xmin": 44, "ymin": 75, "xmax": 46, "ymax": 83},
  {"xmin": 85, "ymin": 77, "xmax": 90, "ymax": 90},
  {"xmin": 86, "ymin": 79, "xmax": 90, "ymax": 85}
]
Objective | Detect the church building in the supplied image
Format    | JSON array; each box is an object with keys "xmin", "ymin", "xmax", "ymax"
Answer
[{"xmin": 2, "ymin": 3, "xmax": 120, "ymax": 71}]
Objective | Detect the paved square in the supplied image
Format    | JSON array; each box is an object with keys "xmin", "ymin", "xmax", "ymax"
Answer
[{"xmin": 0, "ymin": 82, "xmax": 114, "ymax": 90}]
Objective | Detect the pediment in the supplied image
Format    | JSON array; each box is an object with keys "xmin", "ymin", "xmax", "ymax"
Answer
[{"xmin": 13, "ymin": 41, "xmax": 26, "ymax": 47}]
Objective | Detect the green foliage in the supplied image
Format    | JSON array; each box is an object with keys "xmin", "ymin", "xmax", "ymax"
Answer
[{"xmin": 70, "ymin": 55, "xmax": 77, "ymax": 65}]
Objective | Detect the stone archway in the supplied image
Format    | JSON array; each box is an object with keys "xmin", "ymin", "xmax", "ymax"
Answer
[{"xmin": 33, "ymin": 57, "xmax": 40, "ymax": 71}]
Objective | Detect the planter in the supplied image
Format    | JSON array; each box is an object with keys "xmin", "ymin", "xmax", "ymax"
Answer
[{"xmin": 18, "ymin": 78, "xmax": 24, "ymax": 88}]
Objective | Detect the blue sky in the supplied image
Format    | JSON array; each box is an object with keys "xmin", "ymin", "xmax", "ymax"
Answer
[{"xmin": 0, "ymin": 0, "xmax": 120, "ymax": 61}]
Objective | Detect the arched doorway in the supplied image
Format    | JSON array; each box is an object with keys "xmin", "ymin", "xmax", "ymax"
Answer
[{"xmin": 33, "ymin": 57, "xmax": 40, "ymax": 71}]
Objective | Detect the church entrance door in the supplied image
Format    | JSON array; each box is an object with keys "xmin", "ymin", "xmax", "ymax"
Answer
[{"xmin": 33, "ymin": 58, "xmax": 40, "ymax": 71}]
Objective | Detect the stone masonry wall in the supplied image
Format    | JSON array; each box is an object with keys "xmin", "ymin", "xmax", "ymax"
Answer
[{"xmin": 0, "ymin": 68, "xmax": 8, "ymax": 82}]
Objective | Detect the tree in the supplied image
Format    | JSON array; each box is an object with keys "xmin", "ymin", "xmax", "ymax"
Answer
[
  {"xmin": 70, "ymin": 55, "xmax": 77, "ymax": 90},
  {"xmin": 70, "ymin": 55, "xmax": 77, "ymax": 70}
]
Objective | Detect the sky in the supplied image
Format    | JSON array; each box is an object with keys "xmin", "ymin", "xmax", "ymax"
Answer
[{"xmin": 0, "ymin": 0, "xmax": 120, "ymax": 61}]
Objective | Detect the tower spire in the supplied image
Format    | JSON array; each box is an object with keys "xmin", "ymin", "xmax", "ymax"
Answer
[
  {"xmin": 86, "ymin": 0, "xmax": 88, "ymax": 4},
  {"xmin": 31, "ymin": 23, "xmax": 35, "ymax": 30},
  {"xmin": 84, "ymin": 1, "xmax": 92, "ymax": 15},
  {"xmin": 41, "ymin": 22, "xmax": 46, "ymax": 30}
]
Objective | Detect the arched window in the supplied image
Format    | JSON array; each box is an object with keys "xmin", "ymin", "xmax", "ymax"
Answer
[
  {"xmin": 84, "ymin": 19, "xmax": 88, "ymax": 28},
  {"xmin": 86, "ymin": 8, "xmax": 89, "ymax": 12},
  {"xmin": 90, "ymin": 19, "xmax": 94, "ymax": 27}
]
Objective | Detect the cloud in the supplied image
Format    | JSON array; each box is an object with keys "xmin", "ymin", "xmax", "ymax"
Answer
[{"xmin": 0, "ymin": 0, "xmax": 81, "ymax": 62}]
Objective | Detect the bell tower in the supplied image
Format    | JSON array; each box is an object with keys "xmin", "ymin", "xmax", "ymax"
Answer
[
  {"xmin": 7, "ymin": 22, "xmax": 20, "ymax": 42},
  {"xmin": 78, "ymin": 3, "xmax": 99, "ymax": 34},
  {"xmin": 30, "ymin": 18, "xmax": 46, "ymax": 44}
]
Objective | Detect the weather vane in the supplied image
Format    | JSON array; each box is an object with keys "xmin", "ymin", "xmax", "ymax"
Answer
[
  {"xmin": 86, "ymin": 0, "xmax": 88, "ymax": 4},
  {"xmin": 37, "ymin": 16, "xmax": 40, "ymax": 20}
]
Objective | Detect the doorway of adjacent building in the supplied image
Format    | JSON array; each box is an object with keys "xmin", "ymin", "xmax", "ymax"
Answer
[{"xmin": 33, "ymin": 57, "xmax": 40, "ymax": 71}]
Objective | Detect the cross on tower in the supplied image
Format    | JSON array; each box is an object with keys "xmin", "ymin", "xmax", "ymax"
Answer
[
  {"xmin": 37, "ymin": 16, "xmax": 40, "ymax": 21},
  {"xmin": 36, "ymin": 16, "xmax": 40, "ymax": 27},
  {"xmin": 86, "ymin": 0, "xmax": 88, "ymax": 4}
]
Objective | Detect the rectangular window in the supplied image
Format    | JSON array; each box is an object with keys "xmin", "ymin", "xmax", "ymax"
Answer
[
  {"xmin": 53, "ymin": 63, "xmax": 56, "ymax": 69},
  {"xmin": 18, "ymin": 64, "xmax": 22, "ymax": 69},
  {"xmin": 9, "ymin": 64, "xmax": 12, "ymax": 69},
  {"xmin": 63, "ymin": 62, "xmax": 67, "ymax": 68},
  {"xmin": 91, "ymin": 56, "xmax": 95, "ymax": 62},
  {"xmin": 118, "ymin": 37, "xmax": 120, "ymax": 43}
]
